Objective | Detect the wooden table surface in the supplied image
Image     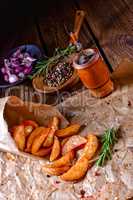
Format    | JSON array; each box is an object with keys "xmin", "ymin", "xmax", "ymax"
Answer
[{"xmin": 0, "ymin": 0, "xmax": 133, "ymax": 104}]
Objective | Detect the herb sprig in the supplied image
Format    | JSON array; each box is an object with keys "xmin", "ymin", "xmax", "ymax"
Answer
[
  {"xmin": 29, "ymin": 45, "xmax": 77, "ymax": 79},
  {"xmin": 96, "ymin": 128, "xmax": 118, "ymax": 166}
]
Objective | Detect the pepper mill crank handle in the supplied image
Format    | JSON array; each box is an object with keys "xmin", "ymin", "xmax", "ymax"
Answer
[{"xmin": 74, "ymin": 10, "xmax": 85, "ymax": 40}]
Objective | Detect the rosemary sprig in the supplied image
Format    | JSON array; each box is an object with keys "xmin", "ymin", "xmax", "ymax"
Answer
[
  {"xmin": 96, "ymin": 128, "xmax": 118, "ymax": 166},
  {"xmin": 29, "ymin": 45, "xmax": 77, "ymax": 79}
]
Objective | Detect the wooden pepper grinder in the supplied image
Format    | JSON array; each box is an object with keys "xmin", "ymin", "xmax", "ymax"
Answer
[
  {"xmin": 70, "ymin": 11, "xmax": 114, "ymax": 98},
  {"xmin": 73, "ymin": 48, "xmax": 114, "ymax": 98}
]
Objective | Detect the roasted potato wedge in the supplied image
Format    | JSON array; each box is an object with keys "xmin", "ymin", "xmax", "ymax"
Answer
[
  {"xmin": 43, "ymin": 117, "xmax": 59, "ymax": 147},
  {"xmin": 50, "ymin": 116, "xmax": 59, "ymax": 131},
  {"xmin": 60, "ymin": 156, "xmax": 89, "ymax": 181},
  {"xmin": 43, "ymin": 128, "xmax": 54, "ymax": 147},
  {"xmin": 82, "ymin": 134, "xmax": 99, "ymax": 160},
  {"xmin": 61, "ymin": 137, "xmax": 70, "ymax": 147},
  {"xmin": 33, "ymin": 147, "xmax": 52, "ymax": 157},
  {"xmin": 13, "ymin": 125, "xmax": 26, "ymax": 151},
  {"xmin": 25, "ymin": 127, "xmax": 45, "ymax": 152},
  {"xmin": 31, "ymin": 128, "xmax": 50, "ymax": 154},
  {"xmin": 62, "ymin": 135, "xmax": 87, "ymax": 155},
  {"xmin": 22, "ymin": 120, "xmax": 39, "ymax": 129},
  {"xmin": 45, "ymin": 150, "xmax": 75, "ymax": 168},
  {"xmin": 56, "ymin": 124, "xmax": 80, "ymax": 138},
  {"xmin": 24, "ymin": 125, "xmax": 34, "ymax": 137},
  {"xmin": 42, "ymin": 165, "xmax": 70, "ymax": 176},
  {"xmin": 50, "ymin": 136, "xmax": 60, "ymax": 161}
]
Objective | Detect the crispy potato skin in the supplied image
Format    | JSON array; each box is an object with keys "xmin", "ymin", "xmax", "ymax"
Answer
[
  {"xmin": 60, "ymin": 135, "xmax": 98, "ymax": 181},
  {"xmin": 45, "ymin": 150, "xmax": 75, "ymax": 168},
  {"xmin": 24, "ymin": 126, "xmax": 34, "ymax": 137},
  {"xmin": 33, "ymin": 147, "xmax": 52, "ymax": 157},
  {"xmin": 56, "ymin": 124, "xmax": 80, "ymax": 138},
  {"xmin": 82, "ymin": 134, "xmax": 99, "ymax": 160},
  {"xmin": 26, "ymin": 127, "xmax": 45, "ymax": 152},
  {"xmin": 60, "ymin": 157, "xmax": 89, "ymax": 181},
  {"xmin": 22, "ymin": 120, "xmax": 39, "ymax": 129},
  {"xmin": 43, "ymin": 128, "xmax": 54, "ymax": 147},
  {"xmin": 50, "ymin": 117, "xmax": 59, "ymax": 131},
  {"xmin": 50, "ymin": 136, "xmax": 60, "ymax": 161},
  {"xmin": 43, "ymin": 117, "xmax": 59, "ymax": 147},
  {"xmin": 43, "ymin": 165, "xmax": 70, "ymax": 176},
  {"xmin": 13, "ymin": 125, "xmax": 26, "ymax": 151},
  {"xmin": 31, "ymin": 128, "xmax": 49, "ymax": 154}
]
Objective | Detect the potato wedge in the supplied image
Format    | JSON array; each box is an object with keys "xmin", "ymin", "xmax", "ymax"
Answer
[
  {"xmin": 24, "ymin": 125, "xmax": 34, "ymax": 137},
  {"xmin": 82, "ymin": 134, "xmax": 99, "ymax": 160},
  {"xmin": 43, "ymin": 117, "xmax": 59, "ymax": 147},
  {"xmin": 43, "ymin": 128, "xmax": 54, "ymax": 147},
  {"xmin": 13, "ymin": 125, "xmax": 25, "ymax": 151},
  {"xmin": 45, "ymin": 150, "xmax": 75, "ymax": 168},
  {"xmin": 50, "ymin": 136, "xmax": 60, "ymax": 161},
  {"xmin": 25, "ymin": 127, "xmax": 46, "ymax": 152},
  {"xmin": 56, "ymin": 124, "xmax": 80, "ymax": 138},
  {"xmin": 42, "ymin": 165, "xmax": 70, "ymax": 176},
  {"xmin": 32, "ymin": 147, "xmax": 52, "ymax": 157},
  {"xmin": 31, "ymin": 128, "xmax": 50, "ymax": 154},
  {"xmin": 50, "ymin": 116, "xmax": 59, "ymax": 131},
  {"xmin": 61, "ymin": 137, "xmax": 70, "ymax": 147},
  {"xmin": 60, "ymin": 156, "xmax": 89, "ymax": 181},
  {"xmin": 76, "ymin": 148, "xmax": 84, "ymax": 159},
  {"xmin": 62, "ymin": 135, "xmax": 87, "ymax": 155},
  {"xmin": 22, "ymin": 120, "xmax": 39, "ymax": 129}
]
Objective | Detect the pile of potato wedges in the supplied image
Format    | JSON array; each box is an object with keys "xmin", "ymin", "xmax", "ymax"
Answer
[{"xmin": 11, "ymin": 117, "xmax": 99, "ymax": 181}]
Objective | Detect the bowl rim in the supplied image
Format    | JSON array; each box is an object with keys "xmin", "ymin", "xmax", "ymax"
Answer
[
  {"xmin": 0, "ymin": 44, "xmax": 43, "ymax": 88},
  {"xmin": 32, "ymin": 68, "xmax": 79, "ymax": 94}
]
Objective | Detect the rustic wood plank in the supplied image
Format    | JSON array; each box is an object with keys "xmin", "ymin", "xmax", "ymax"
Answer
[
  {"xmin": 34, "ymin": 0, "xmax": 93, "ymax": 55},
  {"xmin": 22, "ymin": 0, "xmax": 91, "ymax": 104},
  {"xmin": 0, "ymin": 24, "xmax": 42, "ymax": 55},
  {"xmin": 0, "ymin": 0, "xmax": 43, "ymax": 56},
  {"xmin": 76, "ymin": 0, "xmax": 133, "ymax": 68},
  {"xmin": 0, "ymin": 0, "xmax": 44, "ymax": 100}
]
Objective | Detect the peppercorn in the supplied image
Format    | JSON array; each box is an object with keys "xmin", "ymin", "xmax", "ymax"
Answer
[{"xmin": 45, "ymin": 62, "xmax": 74, "ymax": 87}]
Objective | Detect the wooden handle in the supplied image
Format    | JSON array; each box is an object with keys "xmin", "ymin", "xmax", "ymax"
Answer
[
  {"xmin": 74, "ymin": 10, "xmax": 85, "ymax": 39},
  {"xmin": 69, "ymin": 10, "xmax": 85, "ymax": 44}
]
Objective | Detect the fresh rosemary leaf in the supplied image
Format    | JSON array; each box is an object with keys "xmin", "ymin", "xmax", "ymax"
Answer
[
  {"xmin": 29, "ymin": 45, "xmax": 77, "ymax": 79},
  {"xmin": 96, "ymin": 128, "xmax": 118, "ymax": 166}
]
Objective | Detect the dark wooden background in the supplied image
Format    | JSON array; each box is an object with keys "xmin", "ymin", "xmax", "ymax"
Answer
[{"xmin": 0, "ymin": 0, "xmax": 133, "ymax": 103}]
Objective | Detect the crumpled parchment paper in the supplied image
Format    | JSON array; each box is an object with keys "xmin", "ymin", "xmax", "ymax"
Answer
[
  {"xmin": 0, "ymin": 96, "xmax": 68, "ymax": 158},
  {"xmin": 0, "ymin": 60, "xmax": 133, "ymax": 200}
]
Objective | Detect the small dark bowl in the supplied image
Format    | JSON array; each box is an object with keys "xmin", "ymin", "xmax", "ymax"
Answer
[{"xmin": 0, "ymin": 44, "xmax": 43, "ymax": 88}]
